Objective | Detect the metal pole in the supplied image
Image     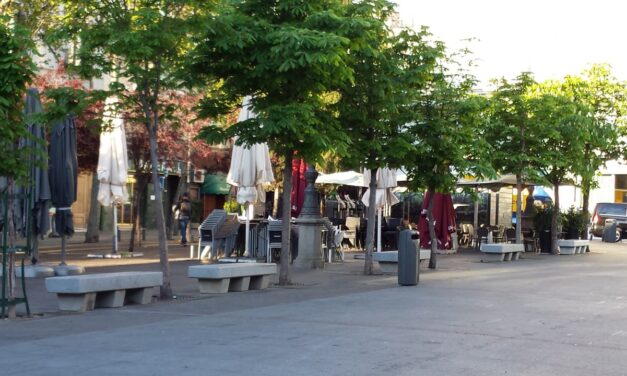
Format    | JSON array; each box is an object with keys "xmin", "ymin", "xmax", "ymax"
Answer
[
  {"xmin": 245, "ymin": 203, "xmax": 253, "ymax": 256},
  {"xmin": 377, "ymin": 208, "xmax": 382, "ymax": 253},
  {"xmin": 2, "ymin": 193, "xmax": 8, "ymax": 318},
  {"xmin": 473, "ymin": 187, "xmax": 479, "ymax": 230},
  {"xmin": 60, "ymin": 235, "xmax": 67, "ymax": 265},
  {"xmin": 113, "ymin": 205, "xmax": 118, "ymax": 253}
]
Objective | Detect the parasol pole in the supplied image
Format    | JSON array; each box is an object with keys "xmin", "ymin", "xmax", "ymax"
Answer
[
  {"xmin": 60, "ymin": 235, "xmax": 66, "ymax": 266},
  {"xmin": 245, "ymin": 202, "xmax": 253, "ymax": 256},
  {"xmin": 113, "ymin": 204, "xmax": 118, "ymax": 254},
  {"xmin": 377, "ymin": 208, "xmax": 382, "ymax": 253}
]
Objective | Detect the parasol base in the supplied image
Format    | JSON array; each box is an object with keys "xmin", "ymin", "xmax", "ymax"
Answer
[{"xmin": 53, "ymin": 265, "xmax": 85, "ymax": 276}]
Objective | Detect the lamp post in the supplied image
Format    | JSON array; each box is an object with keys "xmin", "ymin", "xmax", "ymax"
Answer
[{"xmin": 294, "ymin": 165, "xmax": 325, "ymax": 268}]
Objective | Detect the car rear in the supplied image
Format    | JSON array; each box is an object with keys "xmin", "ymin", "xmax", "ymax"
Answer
[{"xmin": 591, "ymin": 203, "xmax": 627, "ymax": 240}]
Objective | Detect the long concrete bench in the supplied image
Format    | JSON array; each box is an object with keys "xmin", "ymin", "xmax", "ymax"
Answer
[
  {"xmin": 373, "ymin": 250, "xmax": 431, "ymax": 274},
  {"xmin": 45, "ymin": 272, "xmax": 163, "ymax": 312},
  {"xmin": 480, "ymin": 243, "xmax": 525, "ymax": 262},
  {"xmin": 188, "ymin": 263, "xmax": 277, "ymax": 294},
  {"xmin": 558, "ymin": 239, "xmax": 589, "ymax": 255}
]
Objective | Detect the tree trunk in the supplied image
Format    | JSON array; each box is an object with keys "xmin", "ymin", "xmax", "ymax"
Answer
[
  {"xmin": 147, "ymin": 123, "xmax": 172, "ymax": 299},
  {"xmin": 84, "ymin": 173, "xmax": 100, "ymax": 243},
  {"xmin": 279, "ymin": 150, "xmax": 293, "ymax": 285},
  {"xmin": 427, "ymin": 189, "xmax": 437, "ymax": 269},
  {"xmin": 582, "ymin": 181, "xmax": 590, "ymax": 215},
  {"xmin": 129, "ymin": 203, "xmax": 139, "ymax": 252},
  {"xmin": 515, "ymin": 176, "xmax": 523, "ymax": 243},
  {"xmin": 363, "ymin": 168, "xmax": 377, "ymax": 275},
  {"xmin": 6, "ymin": 182, "xmax": 17, "ymax": 318},
  {"xmin": 551, "ymin": 181, "xmax": 561, "ymax": 254},
  {"xmin": 129, "ymin": 172, "xmax": 145, "ymax": 252}
]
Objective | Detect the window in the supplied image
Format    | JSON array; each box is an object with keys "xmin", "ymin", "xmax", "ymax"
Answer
[{"xmin": 615, "ymin": 175, "xmax": 627, "ymax": 203}]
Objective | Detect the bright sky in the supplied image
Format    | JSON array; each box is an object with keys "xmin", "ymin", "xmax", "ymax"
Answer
[{"xmin": 394, "ymin": 0, "xmax": 627, "ymax": 90}]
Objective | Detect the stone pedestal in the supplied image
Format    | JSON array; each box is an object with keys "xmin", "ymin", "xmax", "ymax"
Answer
[
  {"xmin": 293, "ymin": 166, "xmax": 325, "ymax": 269},
  {"xmin": 294, "ymin": 218, "xmax": 325, "ymax": 269}
]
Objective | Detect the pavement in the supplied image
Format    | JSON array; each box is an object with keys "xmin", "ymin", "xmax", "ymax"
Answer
[{"xmin": 2, "ymin": 231, "xmax": 627, "ymax": 375}]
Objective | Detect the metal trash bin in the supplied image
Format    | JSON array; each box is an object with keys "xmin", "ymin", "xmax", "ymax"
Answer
[
  {"xmin": 398, "ymin": 230, "xmax": 419, "ymax": 286},
  {"xmin": 602, "ymin": 219, "xmax": 618, "ymax": 243}
]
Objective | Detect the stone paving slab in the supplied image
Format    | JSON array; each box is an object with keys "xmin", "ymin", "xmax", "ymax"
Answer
[{"xmin": 1, "ymin": 238, "xmax": 627, "ymax": 375}]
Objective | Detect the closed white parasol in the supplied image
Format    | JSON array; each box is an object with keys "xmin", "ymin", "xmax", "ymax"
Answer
[
  {"xmin": 362, "ymin": 168, "xmax": 400, "ymax": 252},
  {"xmin": 97, "ymin": 97, "xmax": 129, "ymax": 253},
  {"xmin": 227, "ymin": 96, "xmax": 275, "ymax": 256}
]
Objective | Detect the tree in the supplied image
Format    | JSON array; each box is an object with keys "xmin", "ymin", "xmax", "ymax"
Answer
[
  {"xmin": 487, "ymin": 72, "xmax": 545, "ymax": 243},
  {"xmin": 527, "ymin": 82, "xmax": 588, "ymax": 253},
  {"xmin": 124, "ymin": 91, "xmax": 217, "ymax": 251},
  {"xmin": 0, "ymin": 15, "xmax": 35, "ymax": 183},
  {"xmin": 334, "ymin": 0, "xmax": 440, "ymax": 274},
  {"xmin": 190, "ymin": 0, "xmax": 355, "ymax": 285},
  {"xmin": 405, "ymin": 50, "xmax": 492, "ymax": 268},
  {"xmin": 47, "ymin": 0, "xmax": 219, "ymax": 299},
  {"xmin": 558, "ymin": 65, "xmax": 626, "ymax": 215},
  {"xmin": 0, "ymin": 14, "xmax": 36, "ymax": 318}
]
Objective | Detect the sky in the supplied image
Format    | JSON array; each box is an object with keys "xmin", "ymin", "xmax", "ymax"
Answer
[{"xmin": 393, "ymin": 0, "xmax": 627, "ymax": 90}]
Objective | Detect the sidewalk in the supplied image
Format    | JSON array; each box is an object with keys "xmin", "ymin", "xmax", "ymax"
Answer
[{"xmin": 2, "ymin": 238, "xmax": 627, "ymax": 375}]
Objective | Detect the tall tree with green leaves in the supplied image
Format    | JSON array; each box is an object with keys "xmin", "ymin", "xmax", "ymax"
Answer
[
  {"xmin": 405, "ymin": 51, "xmax": 492, "ymax": 268},
  {"xmin": 46, "ymin": 0, "xmax": 219, "ymax": 299},
  {"xmin": 527, "ymin": 82, "xmax": 588, "ymax": 253},
  {"xmin": 0, "ymin": 15, "xmax": 36, "ymax": 182},
  {"xmin": 487, "ymin": 72, "xmax": 545, "ymax": 243},
  {"xmin": 559, "ymin": 65, "xmax": 626, "ymax": 215},
  {"xmin": 0, "ymin": 13, "xmax": 36, "ymax": 318},
  {"xmin": 334, "ymin": 0, "xmax": 440, "ymax": 274},
  {"xmin": 189, "ymin": 0, "xmax": 354, "ymax": 285}
]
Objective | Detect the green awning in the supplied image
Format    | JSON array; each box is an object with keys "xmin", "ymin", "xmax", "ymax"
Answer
[{"xmin": 201, "ymin": 174, "xmax": 231, "ymax": 195}]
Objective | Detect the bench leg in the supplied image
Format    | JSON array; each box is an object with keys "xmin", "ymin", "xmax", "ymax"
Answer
[
  {"xmin": 126, "ymin": 287, "xmax": 155, "ymax": 305},
  {"xmin": 249, "ymin": 275, "xmax": 271, "ymax": 290},
  {"xmin": 198, "ymin": 278, "xmax": 230, "ymax": 294},
  {"xmin": 512, "ymin": 252, "xmax": 520, "ymax": 261},
  {"xmin": 481, "ymin": 253, "xmax": 505, "ymax": 263},
  {"xmin": 504, "ymin": 252, "xmax": 513, "ymax": 261},
  {"xmin": 57, "ymin": 293, "xmax": 96, "ymax": 312},
  {"xmin": 96, "ymin": 290, "xmax": 126, "ymax": 308},
  {"xmin": 229, "ymin": 277, "xmax": 251, "ymax": 292}
]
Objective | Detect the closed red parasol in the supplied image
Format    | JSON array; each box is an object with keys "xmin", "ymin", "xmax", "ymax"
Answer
[{"xmin": 418, "ymin": 192, "xmax": 456, "ymax": 250}]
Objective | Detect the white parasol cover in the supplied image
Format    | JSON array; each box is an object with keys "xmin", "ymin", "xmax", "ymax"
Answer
[
  {"xmin": 226, "ymin": 96, "xmax": 275, "ymax": 205},
  {"xmin": 97, "ymin": 97, "xmax": 129, "ymax": 206}
]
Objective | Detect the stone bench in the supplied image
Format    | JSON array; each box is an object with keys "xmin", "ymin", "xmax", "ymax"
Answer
[
  {"xmin": 558, "ymin": 239, "xmax": 589, "ymax": 255},
  {"xmin": 188, "ymin": 263, "xmax": 277, "ymax": 294},
  {"xmin": 45, "ymin": 272, "xmax": 163, "ymax": 312},
  {"xmin": 480, "ymin": 243, "xmax": 525, "ymax": 262},
  {"xmin": 373, "ymin": 250, "xmax": 431, "ymax": 274}
]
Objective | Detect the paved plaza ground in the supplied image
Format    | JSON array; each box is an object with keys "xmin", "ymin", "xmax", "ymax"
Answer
[{"xmin": 2, "ymin": 231, "xmax": 627, "ymax": 375}]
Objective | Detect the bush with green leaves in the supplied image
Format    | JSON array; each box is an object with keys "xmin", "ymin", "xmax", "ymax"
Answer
[
  {"xmin": 223, "ymin": 200, "xmax": 240, "ymax": 214},
  {"xmin": 561, "ymin": 206, "xmax": 589, "ymax": 239}
]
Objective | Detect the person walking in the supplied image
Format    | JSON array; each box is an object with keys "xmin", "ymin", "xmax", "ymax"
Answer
[{"xmin": 175, "ymin": 192, "xmax": 192, "ymax": 245}]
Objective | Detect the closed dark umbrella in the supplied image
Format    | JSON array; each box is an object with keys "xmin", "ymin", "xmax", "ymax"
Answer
[
  {"xmin": 21, "ymin": 89, "xmax": 51, "ymax": 263},
  {"xmin": 48, "ymin": 109, "xmax": 77, "ymax": 265},
  {"xmin": 291, "ymin": 158, "xmax": 307, "ymax": 217},
  {"xmin": 418, "ymin": 192, "xmax": 456, "ymax": 250}
]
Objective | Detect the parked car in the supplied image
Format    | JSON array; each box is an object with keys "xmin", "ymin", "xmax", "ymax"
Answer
[{"xmin": 590, "ymin": 203, "xmax": 627, "ymax": 242}]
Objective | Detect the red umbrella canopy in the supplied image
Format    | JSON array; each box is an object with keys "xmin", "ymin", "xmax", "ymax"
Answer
[
  {"xmin": 418, "ymin": 192, "xmax": 457, "ymax": 250},
  {"xmin": 291, "ymin": 158, "xmax": 307, "ymax": 217}
]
